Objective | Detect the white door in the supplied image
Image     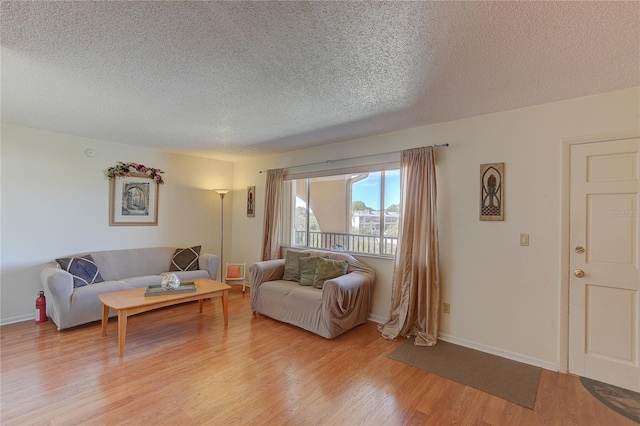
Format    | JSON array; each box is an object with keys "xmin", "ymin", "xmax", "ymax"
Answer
[{"xmin": 569, "ymin": 137, "xmax": 640, "ymax": 392}]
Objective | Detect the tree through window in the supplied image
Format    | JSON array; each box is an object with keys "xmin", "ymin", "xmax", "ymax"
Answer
[{"xmin": 289, "ymin": 168, "xmax": 399, "ymax": 256}]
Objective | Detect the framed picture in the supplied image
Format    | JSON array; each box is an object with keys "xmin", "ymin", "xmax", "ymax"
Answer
[
  {"xmin": 247, "ymin": 186, "xmax": 255, "ymax": 217},
  {"xmin": 480, "ymin": 163, "xmax": 504, "ymax": 221},
  {"xmin": 109, "ymin": 174, "xmax": 159, "ymax": 226}
]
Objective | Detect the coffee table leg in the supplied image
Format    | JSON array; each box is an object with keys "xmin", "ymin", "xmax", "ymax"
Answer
[
  {"xmin": 118, "ymin": 309, "xmax": 128, "ymax": 357},
  {"xmin": 101, "ymin": 304, "xmax": 109, "ymax": 337},
  {"xmin": 222, "ymin": 290, "xmax": 228, "ymax": 325},
  {"xmin": 198, "ymin": 299, "xmax": 203, "ymax": 313}
]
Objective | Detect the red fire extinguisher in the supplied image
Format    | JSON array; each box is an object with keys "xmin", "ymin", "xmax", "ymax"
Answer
[{"xmin": 36, "ymin": 291, "xmax": 47, "ymax": 323}]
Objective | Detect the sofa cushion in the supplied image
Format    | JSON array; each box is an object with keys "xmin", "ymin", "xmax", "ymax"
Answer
[
  {"xmin": 56, "ymin": 255, "xmax": 105, "ymax": 288},
  {"xmin": 259, "ymin": 280, "xmax": 323, "ymax": 312},
  {"xmin": 255, "ymin": 280, "xmax": 326, "ymax": 337},
  {"xmin": 282, "ymin": 250, "xmax": 310, "ymax": 282},
  {"xmin": 313, "ymin": 257, "xmax": 348, "ymax": 289},
  {"xmin": 91, "ymin": 247, "xmax": 176, "ymax": 281},
  {"xmin": 122, "ymin": 275, "xmax": 163, "ymax": 288},
  {"xmin": 71, "ymin": 280, "xmax": 133, "ymax": 309},
  {"xmin": 299, "ymin": 256, "xmax": 323, "ymax": 286},
  {"xmin": 170, "ymin": 246, "xmax": 201, "ymax": 271}
]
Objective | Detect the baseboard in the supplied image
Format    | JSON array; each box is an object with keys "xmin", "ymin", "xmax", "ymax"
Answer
[
  {"xmin": 362, "ymin": 320, "xmax": 558, "ymax": 371},
  {"xmin": 438, "ymin": 332, "xmax": 559, "ymax": 372},
  {"xmin": 368, "ymin": 313, "xmax": 388, "ymax": 324},
  {"xmin": 0, "ymin": 313, "xmax": 35, "ymax": 326}
]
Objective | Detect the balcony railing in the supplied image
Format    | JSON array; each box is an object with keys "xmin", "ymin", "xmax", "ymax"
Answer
[{"xmin": 295, "ymin": 230, "xmax": 397, "ymax": 256}]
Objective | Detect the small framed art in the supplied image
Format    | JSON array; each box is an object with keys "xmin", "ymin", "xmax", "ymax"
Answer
[
  {"xmin": 109, "ymin": 173, "xmax": 159, "ymax": 226},
  {"xmin": 247, "ymin": 186, "xmax": 255, "ymax": 217},
  {"xmin": 480, "ymin": 163, "xmax": 504, "ymax": 221}
]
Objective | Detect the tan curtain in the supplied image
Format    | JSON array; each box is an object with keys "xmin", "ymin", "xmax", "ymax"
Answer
[
  {"xmin": 378, "ymin": 147, "xmax": 440, "ymax": 346},
  {"xmin": 260, "ymin": 169, "xmax": 285, "ymax": 261}
]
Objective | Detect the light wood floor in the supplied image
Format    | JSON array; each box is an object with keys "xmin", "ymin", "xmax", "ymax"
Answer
[{"xmin": 1, "ymin": 288, "xmax": 634, "ymax": 425}]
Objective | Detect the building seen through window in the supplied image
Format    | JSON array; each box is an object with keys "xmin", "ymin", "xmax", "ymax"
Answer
[{"xmin": 290, "ymin": 169, "xmax": 399, "ymax": 256}]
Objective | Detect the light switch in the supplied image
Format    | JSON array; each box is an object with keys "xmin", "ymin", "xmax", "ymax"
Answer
[{"xmin": 520, "ymin": 233, "xmax": 529, "ymax": 246}]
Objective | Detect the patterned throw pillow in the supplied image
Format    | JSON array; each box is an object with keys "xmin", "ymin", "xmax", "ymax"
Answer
[
  {"xmin": 313, "ymin": 257, "xmax": 348, "ymax": 289},
  {"xmin": 56, "ymin": 254, "xmax": 105, "ymax": 288},
  {"xmin": 170, "ymin": 246, "xmax": 201, "ymax": 271},
  {"xmin": 299, "ymin": 256, "xmax": 324, "ymax": 286},
  {"xmin": 282, "ymin": 250, "xmax": 311, "ymax": 282}
]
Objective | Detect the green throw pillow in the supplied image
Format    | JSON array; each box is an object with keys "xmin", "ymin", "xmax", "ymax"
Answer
[
  {"xmin": 299, "ymin": 256, "xmax": 323, "ymax": 286},
  {"xmin": 313, "ymin": 257, "xmax": 348, "ymax": 289},
  {"xmin": 282, "ymin": 250, "xmax": 311, "ymax": 282}
]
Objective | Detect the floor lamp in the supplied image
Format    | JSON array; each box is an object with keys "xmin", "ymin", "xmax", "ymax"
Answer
[{"xmin": 215, "ymin": 189, "xmax": 229, "ymax": 282}]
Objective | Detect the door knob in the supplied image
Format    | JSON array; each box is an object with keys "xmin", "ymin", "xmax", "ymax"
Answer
[
  {"xmin": 574, "ymin": 269, "xmax": 585, "ymax": 278},
  {"xmin": 575, "ymin": 246, "xmax": 585, "ymax": 254}
]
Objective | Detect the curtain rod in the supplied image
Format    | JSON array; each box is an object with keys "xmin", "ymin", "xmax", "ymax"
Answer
[{"xmin": 258, "ymin": 143, "xmax": 449, "ymax": 173}]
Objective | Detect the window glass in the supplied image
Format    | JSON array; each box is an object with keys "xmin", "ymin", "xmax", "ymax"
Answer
[
  {"xmin": 290, "ymin": 168, "xmax": 399, "ymax": 256},
  {"xmin": 383, "ymin": 169, "xmax": 400, "ymax": 255},
  {"xmin": 293, "ymin": 179, "xmax": 308, "ymax": 246}
]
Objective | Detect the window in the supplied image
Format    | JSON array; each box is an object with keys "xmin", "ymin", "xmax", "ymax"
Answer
[{"xmin": 288, "ymin": 166, "xmax": 400, "ymax": 256}]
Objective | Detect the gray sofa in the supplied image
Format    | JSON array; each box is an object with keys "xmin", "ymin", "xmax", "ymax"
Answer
[
  {"xmin": 41, "ymin": 247, "xmax": 219, "ymax": 330},
  {"xmin": 249, "ymin": 250, "xmax": 375, "ymax": 339}
]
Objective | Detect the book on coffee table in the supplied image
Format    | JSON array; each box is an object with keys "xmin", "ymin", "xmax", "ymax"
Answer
[{"xmin": 144, "ymin": 281, "xmax": 197, "ymax": 296}]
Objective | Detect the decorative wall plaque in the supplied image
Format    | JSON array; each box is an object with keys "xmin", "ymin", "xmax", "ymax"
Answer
[
  {"xmin": 480, "ymin": 163, "xmax": 504, "ymax": 221},
  {"xmin": 247, "ymin": 186, "xmax": 255, "ymax": 217}
]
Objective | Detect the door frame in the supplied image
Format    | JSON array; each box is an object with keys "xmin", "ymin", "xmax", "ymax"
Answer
[{"xmin": 560, "ymin": 129, "xmax": 640, "ymax": 373}]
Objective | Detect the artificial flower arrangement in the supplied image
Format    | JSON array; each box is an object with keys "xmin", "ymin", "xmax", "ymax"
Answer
[{"xmin": 106, "ymin": 162, "xmax": 165, "ymax": 184}]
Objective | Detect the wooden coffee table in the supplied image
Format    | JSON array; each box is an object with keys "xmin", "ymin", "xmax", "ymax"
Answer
[{"xmin": 99, "ymin": 278, "xmax": 231, "ymax": 356}]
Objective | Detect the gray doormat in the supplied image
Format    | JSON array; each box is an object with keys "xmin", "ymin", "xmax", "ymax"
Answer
[
  {"xmin": 580, "ymin": 376, "xmax": 640, "ymax": 423},
  {"xmin": 386, "ymin": 338, "xmax": 541, "ymax": 409}
]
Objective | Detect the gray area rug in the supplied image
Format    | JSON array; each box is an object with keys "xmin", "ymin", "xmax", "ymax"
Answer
[
  {"xmin": 580, "ymin": 376, "xmax": 640, "ymax": 423},
  {"xmin": 386, "ymin": 337, "xmax": 542, "ymax": 409}
]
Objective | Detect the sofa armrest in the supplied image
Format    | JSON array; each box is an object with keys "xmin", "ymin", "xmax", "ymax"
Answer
[
  {"xmin": 40, "ymin": 266, "xmax": 74, "ymax": 320},
  {"xmin": 199, "ymin": 253, "xmax": 220, "ymax": 280},
  {"xmin": 249, "ymin": 259, "xmax": 285, "ymax": 290},
  {"xmin": 322, "ymin": 272, "xmax": 372, "ymax": 317}
]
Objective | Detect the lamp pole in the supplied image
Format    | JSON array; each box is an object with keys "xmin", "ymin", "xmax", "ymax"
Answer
[{"xmin": 215, "ymin": 189, "xmax": 229, "ymax": 282}]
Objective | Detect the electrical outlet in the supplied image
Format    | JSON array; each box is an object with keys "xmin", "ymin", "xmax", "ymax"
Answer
[
  {"xmin": 443, "ymin": 303, "xmax": 450, "ymax": 314},
  {"xmin": 520, "ymin": 233, "xmax": 529, "ymax": 246}
]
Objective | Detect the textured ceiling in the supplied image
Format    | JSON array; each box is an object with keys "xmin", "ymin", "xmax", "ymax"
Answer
[{"xmin": 1, "ymin": 1, "xmax": 639, "ymax": 161}]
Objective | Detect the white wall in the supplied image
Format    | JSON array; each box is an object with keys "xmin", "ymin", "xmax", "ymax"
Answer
[
  {"xmin": 230, "ymin": 87, "xmax": 640, "ymax": 369},
  {"xmin": 0, "ymin": 123, "xmax": 233, "ymax": 323},
  {"xmin": 3, "ymin": 87, "xmax": 638, "ymax": 366}
]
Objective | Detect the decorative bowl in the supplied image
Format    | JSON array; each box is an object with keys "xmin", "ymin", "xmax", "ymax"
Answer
[{"xmin": 161, "ymin": 273, "xmax": 180, "ymax": 291}]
